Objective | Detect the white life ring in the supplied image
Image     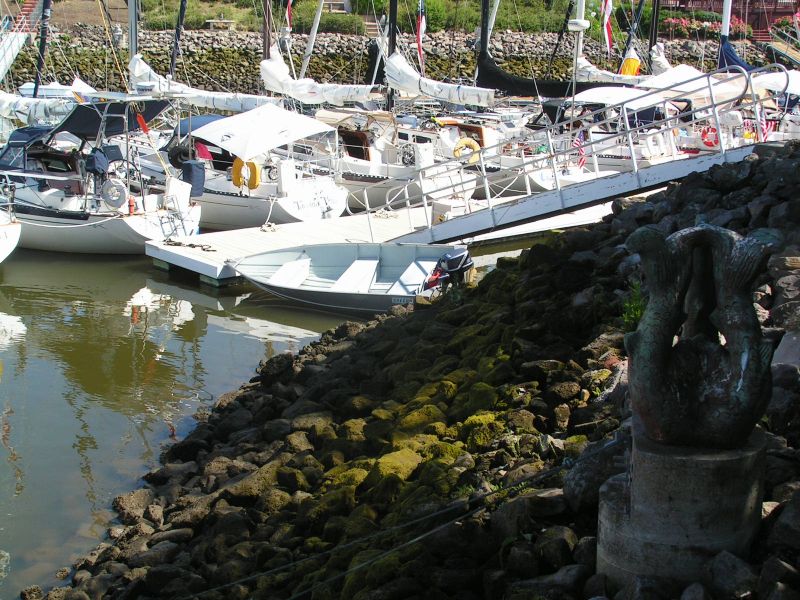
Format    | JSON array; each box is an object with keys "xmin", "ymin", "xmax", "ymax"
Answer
[
  {"xmin": 100, "ymin": 178, "xmax": 128, "ymax": 209},
  {"xmin": 453, "ymin": 137, "xmax": 481, "ymax": 164}
]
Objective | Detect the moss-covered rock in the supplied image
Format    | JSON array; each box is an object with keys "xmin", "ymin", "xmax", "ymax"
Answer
[
  {"xmin": 362, "ymin": 448, "xmax": 423, "ymax": 489},
  {"xmin": 397, "ymin": 405, "xmax": 448, "ymax": 432},
  {"xmin": 451, "ymin": 382, "xmax": 500, "ymax": 420}
]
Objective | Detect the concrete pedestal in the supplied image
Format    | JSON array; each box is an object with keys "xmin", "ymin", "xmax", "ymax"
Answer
[{"xmin": 597, "ymin": 430, "xmax": 766, "ymax": 588}]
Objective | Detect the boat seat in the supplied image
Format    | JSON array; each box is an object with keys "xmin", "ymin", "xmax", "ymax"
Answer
[
  {"xmin": 386, "ymin": 260, "xmax": 438, "ymax": 296},
  {"xmin": 330, "ymin": 259, "xmax": 379, "ymax": 293},
  {"xmin": 267, "ymin": 257, "xmax": 311, "ymax": 288}
]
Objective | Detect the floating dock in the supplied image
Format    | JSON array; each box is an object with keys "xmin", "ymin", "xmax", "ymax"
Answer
[{"xmin": 146, "ymin": 202, "xmax": 613, "ymax": 286}]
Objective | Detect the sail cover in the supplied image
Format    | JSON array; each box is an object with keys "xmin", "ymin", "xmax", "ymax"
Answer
[
  {"xmin": 575, "ymin": 56, "xmax": 649, "ymax": 85},
  {"xmin": 718, "ymin": 37, "xmax": 754, "ymax": 71},
  {"xmin": 129, "ymin": 55, "xmax": 280, "ymax": 112},
  {"xmin": 0, "ymin": 91, "xmax": 74, "ymax": 124},
  {"xmin": 259, "ymin": 47, "xmax": 377, "ymax": 106},
  {"xmin": 191, "ymin": 103, "xmax": 334, "ymax": 161},
  {"xmin": 384, "ymin": 52, "xmax": 495, "ymax": 107}
]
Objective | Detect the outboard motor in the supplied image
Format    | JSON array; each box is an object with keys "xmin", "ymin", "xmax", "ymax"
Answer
[{"xmin": 424, "ymin": 247, "xmax": 474, "ymax": 291}]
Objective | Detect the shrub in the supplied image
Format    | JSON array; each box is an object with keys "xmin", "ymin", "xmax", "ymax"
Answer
[{"xmin": 622, "ymin": 280, "xmax": 646, "ymax": 332}]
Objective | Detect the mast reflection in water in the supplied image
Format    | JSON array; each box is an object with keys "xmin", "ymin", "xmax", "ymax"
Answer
[{"xmin": 0, "ymin": 250, "xmax": 344, "ymax": 597}]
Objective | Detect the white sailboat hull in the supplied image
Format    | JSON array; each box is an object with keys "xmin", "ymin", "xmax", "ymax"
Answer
[
  {"xmin": 0, "ymin": 214, "xmax": 20, "ymax": 263},
  {"xmin": 15, "ymin": 205, "xmax": 201, "ymax": 254}
]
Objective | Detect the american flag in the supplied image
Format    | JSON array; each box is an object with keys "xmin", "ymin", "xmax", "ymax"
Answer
[
  {"xmin": 759, "ymin": 113, "xmax": 775, "ymax": 140},
  {"xmin": 417, "ymin": 0, "xmax": 426, "ymax": 75},
  {"xmin": 286, "ymin": 0, "xmax": 292, "ymax": 28},
  {"xmin": 573, "ymin": 130, "xmax": 586, "ymax": 169}
]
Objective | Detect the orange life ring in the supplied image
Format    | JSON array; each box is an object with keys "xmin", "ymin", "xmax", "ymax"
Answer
[
  {"xmin": 231, "ymin": 157, "xmax": 260, "ymax": 190},
  {"xmin": 701, "ymin": 126, "xmax": 719, "ymax": 148}
]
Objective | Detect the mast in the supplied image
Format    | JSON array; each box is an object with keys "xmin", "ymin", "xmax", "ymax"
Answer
[
  {"xmin": 387, "ymin": 0, "xmax": 397, "ymax": 109},
  {"xmin": 617, "ymin": 0, "xmax": 646, "ymax": 72},
  {"xmin": 299, "ymin": 0, "xmax": 325, "ymax": 78},
  {"xmin": 128, "ymin": 0, "xmax": 138, "ymax": 58},
  {"xmin": 169, "ymin": 0, "xmax": 188, "ymax": 78},
  {"xmin": 648, "ymin": 0, "xmax": 661, "ymax": 54},
  {"xmin": 32, "ymin": 0, "xmax": 52, "ymax": 98},
  {"xmin": 262, "ymin": 0, "xmax": 272, "ymax": 59},
  {"xmin": 720, "ymin": 0, "xmax": 733, "ymax": 38}
]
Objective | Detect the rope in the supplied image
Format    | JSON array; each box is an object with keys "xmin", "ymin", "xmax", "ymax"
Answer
[
  {"xmin": 94, "ymin": 0, "xmax": 128, "ymax": 92},
  {"xmin": 174, "ymin": 435, "xmax": 625, "ymax": 600}
]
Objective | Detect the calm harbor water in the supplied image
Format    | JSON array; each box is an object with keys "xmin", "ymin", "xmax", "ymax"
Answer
[{"xmin": 0, "ymin": 250, "xmax": 345, "ymax": 597}]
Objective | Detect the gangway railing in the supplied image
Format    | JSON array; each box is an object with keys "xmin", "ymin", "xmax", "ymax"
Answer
[
  {"xmin": 767, "ymin": 27, "xmax": 800, "ymax": 67},
  {"xmin": 0, "ymin": 0, "xmax": 44, "ymax": 83},
  {"xmin": 335, "ymin": 64, "xmax": 791, "ymax": 245}
]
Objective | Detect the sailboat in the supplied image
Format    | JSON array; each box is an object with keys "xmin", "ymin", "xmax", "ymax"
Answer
[{"xmin": 0, "ymin": 99, "xmax": 202, "ymax": 254}]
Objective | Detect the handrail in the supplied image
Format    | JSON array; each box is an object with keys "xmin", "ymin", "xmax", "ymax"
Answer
[{"xmin": 329, "ymin": 63, "xmax": 789, "ymax": 240}]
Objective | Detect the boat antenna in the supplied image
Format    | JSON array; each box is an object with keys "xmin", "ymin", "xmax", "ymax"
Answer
[
  {"xmin": 169, "ymin": 0, "xmax": 188, "ymax": 78},
  {"xmin": 32, "ymin": 0, "xmax": 52, "ymax": 98}
]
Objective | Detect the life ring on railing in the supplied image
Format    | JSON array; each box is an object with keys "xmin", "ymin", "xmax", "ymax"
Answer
[
  {"xmin": 453, "ymin": 137, "xmax": 481, "ymax": 164},
  {"xmin": 231, "ymin": 157, "xmax": 260, "ymax": 190},
  {"xmin": 701, "ymin": 126, "xmax": 719, "ymax": 148}
]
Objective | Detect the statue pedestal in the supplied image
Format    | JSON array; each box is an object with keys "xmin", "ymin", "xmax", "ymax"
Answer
[{"xmin": 597, "ymin": 430, "xmax": 766, "ymax": 588}]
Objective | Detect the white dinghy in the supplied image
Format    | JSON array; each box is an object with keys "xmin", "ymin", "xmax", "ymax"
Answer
[{"xmin": 234, "ymin": 242, "xmax": 472, "ymax": 314}]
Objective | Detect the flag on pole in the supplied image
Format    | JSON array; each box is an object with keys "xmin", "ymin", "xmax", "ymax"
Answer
[
  {"xmin": 573, "ymin": 130, "xmax": 586, "ymax": 169},
  {"xmin": 416, "ymin": 0, "xmax": 427, "ymax": 75},
  {"xmin": 619, "ymin": 46, "xmax": 641, "ymax": 76},
  {"xmin": 601, "ymin": 0, "xmax": 613, "ymax": 55},
  {"xmin": 759, "ymin": 113, "xmax": 775, "ymax": 140},
  {"xmin": 286, "ymin": 0, "xmax": 292, "ymax": 28}
]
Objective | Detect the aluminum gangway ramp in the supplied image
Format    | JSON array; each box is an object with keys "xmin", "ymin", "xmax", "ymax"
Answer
[
  {"xmin": 393, "ymin": 145, "xmax": 758, "ymax": 245},
  {"xmin": 0, "ymin": 0, "xmax": 42, "ymax": 82}
]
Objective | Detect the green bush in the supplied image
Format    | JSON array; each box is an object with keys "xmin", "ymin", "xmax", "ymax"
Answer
[{"xmin": 292, "ymin": 3, "xmax": 365, "ymax": 34}]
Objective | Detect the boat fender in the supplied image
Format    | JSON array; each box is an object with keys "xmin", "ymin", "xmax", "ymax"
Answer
[
  {"xmin": 128, "ymin": 195, "xmax": 136, "ymax": 215},
  {"xmin": 100, "ymin": 178, "xmax": 129, "ymax": 209},
  {"xmin": 168, "ymin": 144, "xmax": 192, "ymax": 169},
  {"xmin": 453, "ymin": 137, "xmax": 481, "ymax": 164},
  {"xmin": 232, "ymin": 157, "xmax": 260, "ymax": 190},
  {"xmin": 701, "ymin": 126, "xmax": 719, "ymax": 148}
]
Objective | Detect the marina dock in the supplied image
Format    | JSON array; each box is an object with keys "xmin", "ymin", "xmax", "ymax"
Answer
[{"xmin": 146, "ymin": 202, "xmax": 614, "ymax": 285}]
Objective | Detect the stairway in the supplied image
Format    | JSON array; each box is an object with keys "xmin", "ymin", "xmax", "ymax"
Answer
[
  {"xmin": 751, "ymin": 29, "xmax": 772, "ymax": 43},
  {"xmin": 362, "ymin": 14, "xmax": 380, "ymax": 38},
  {"xmin": 767, "ymin": 38, "xmax": 800, "ymax": 66}
]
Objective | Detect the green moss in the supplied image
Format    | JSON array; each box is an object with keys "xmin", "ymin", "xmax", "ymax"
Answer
[
  {"xmin": 417, "ymin": 459, "xmax": 460, "ymax": 496},
  {"xmin": 370, "ymin": 408, "xmax": 395, "ymax": 421},
  {"xmin": 397, "ymin": 405, "xmax": 448, "ymax": 432},
  {"xmin": 466, "ymin": 421, "xmax": 506, "ymax": 453},
  {"xmin": 328, "ymin": 467, "xmax": 370, "ymax": 488},
  {"xmin": 424, "ymin": 421, "xmax": 448, "ymax": 437},
  {"xmin": 451, "ymin": 382, "xmax": 499, "ymax": 420},
  {"xmin": 423, "ymin": 441, "xmax": 466, "ymax": 463},
  {"xmin": 441, "ymin": 368, "xmax": 480, "ymax": 389},
  {"xmin": 362, "ymin": 448, "xmax": 423, "ymax": 489},
  {"xmin": 340, "ymin": 550, "xmax": 383, "ymax": 598},
  {"xmin": 390, "ymin": 434, "xmax": 440, "ymax": 456},
  {"xmin": 564, "ymin": 435, "xmax": 590, "ymax": 458},
  {"xmin": 463, "ymin": 412, "xmax": 497, "ymax": 429}
]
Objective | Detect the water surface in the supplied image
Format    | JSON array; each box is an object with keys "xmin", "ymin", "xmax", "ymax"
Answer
[{"xmin": 0, "ymin": 250, "xmax": 344, "ymax": 597}]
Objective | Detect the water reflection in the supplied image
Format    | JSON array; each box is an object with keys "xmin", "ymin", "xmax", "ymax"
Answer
[{"xmin": 0, "ymin": 250, "xmax": 344, "ymax": 596}]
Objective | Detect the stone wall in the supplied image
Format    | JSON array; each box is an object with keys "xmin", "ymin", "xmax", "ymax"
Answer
[{"xmin": 5, "ymin": 25, "xmax": 776, "ymax": 94}]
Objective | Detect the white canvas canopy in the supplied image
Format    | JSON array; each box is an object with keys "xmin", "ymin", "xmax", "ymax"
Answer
[
  {"xmin": 191, "ymin": 103, "xmax": 334, "ymax": 161},
  {"xmin": 751, "ymin": 70, "xmax": 800, "ymax": 96},
  {"xmin": 129, "ymin": 55, "xmax": 280, "ymax": 113},
  {"xmin": 259, "ymin": 47, "xmax": 377, "ymax": 106},
  {"xmin": 572, "ymin": 86, "xmax": 665, "ymax": 111},
  {"xmin": 637, "ymin": 64, "xmax": 748, "ymax": 103},
  {"xmin": 18, "ymin": 77, "xmax": 96, "ymax": 99},
  {"xmin": 384, "ymin": 52, "xmax": 495, "ymax": 107}
]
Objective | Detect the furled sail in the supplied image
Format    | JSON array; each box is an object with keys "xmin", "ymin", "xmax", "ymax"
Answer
[
  {"xmin": 0, "ymin": 90, "xmax": 74, "ymax": 123},
  {"xmin": 384, "ymin": 52, "xmax": 495, "ymax": 107},
  {"xmin": 128, "ymin": 54, "xmax": 280, "ymax": 112},
  {"xmin": 259, "ymin": 46, "xmax": 378, "ymax": 106}
]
